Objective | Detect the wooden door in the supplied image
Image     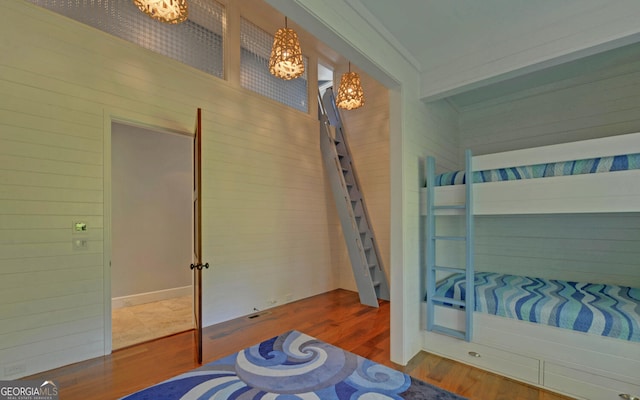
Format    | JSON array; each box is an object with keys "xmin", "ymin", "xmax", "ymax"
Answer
[{"xmin": 190, "ymin": 108, "xmax": 208, "ymax": 363}]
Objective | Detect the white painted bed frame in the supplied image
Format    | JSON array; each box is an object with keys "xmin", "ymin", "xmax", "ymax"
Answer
[
  {"xmin": 420, "ymin": 132, "xmax": 640, "ymax": 215},
  {"xmin": 419, "ymin": 132, "xmax": 640, "ymax": 399},
  {"xmin": 421, "ymin": 306, "xmax": 640, "ymax": 399}
]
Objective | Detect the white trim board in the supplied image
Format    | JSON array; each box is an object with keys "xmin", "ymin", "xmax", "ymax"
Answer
[
  {"xmin": 420, "ymin": 132, "xmax": 640, "ymax": 215},
  {"xmin": 473, "ymin": 131, "xmax": 640, "ymax": 171},
  {"xmin": 421, "ymin": 170, "xmax": 640, "ymax": 215},
  {"xmin": 112, "ymin": 286, "xmax": 192, "ymax": 309},
  {"xmin": 103, "ymin": 108, "xmax": 194, "ymax": 356}
]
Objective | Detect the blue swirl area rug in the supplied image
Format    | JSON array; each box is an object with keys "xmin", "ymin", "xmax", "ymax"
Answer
[{"xmin": 120, "ymin": 330, "xmax": 465, "ymax": 400}]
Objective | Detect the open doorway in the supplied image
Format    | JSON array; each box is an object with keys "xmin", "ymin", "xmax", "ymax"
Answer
[
  {"xmin": 318, "ymin": 62, "xmax": 334, "ymax": 98},
  {"xmin": 110, "ymin": 122, "xmax": 194, "ymax": 350}
]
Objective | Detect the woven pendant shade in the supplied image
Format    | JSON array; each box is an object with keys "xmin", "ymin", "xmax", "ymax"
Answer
[
  {"xmin": 133, "ymin": 0, "xmax": 188, "ymax": 24},
  {"xmin": 336, "ymin": 65, "xmax": 364, "ymax": 110},
  {"xmin": 269, "ymin": 18, "xmax": 305, "ymax": 80}
]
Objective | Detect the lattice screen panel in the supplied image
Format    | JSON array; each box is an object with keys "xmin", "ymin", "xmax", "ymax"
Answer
[
  {"xmin": 240, "ymin": 18, "xmax": 308, "ymax": 113},
  {"xmin": 27, "ymin": 0, "xmax": 225, "ymax": 78}
]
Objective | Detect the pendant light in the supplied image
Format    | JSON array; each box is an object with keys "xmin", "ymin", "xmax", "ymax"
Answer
[
  {"xmin": 336, "ymin": 62, "xmax": 365, "ymax": 110},
  {"xmin": 269, "ymin": 17, "xmax": 305, "ymax": 80},
  {"xmin": 133, "ymin": 0, "xmax": 188, "ymax": 24}
]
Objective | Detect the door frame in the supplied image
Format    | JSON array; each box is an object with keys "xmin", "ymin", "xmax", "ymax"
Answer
[{"xmin": 103, "ymin": 109, "xmax": 194, "ymax": 355}]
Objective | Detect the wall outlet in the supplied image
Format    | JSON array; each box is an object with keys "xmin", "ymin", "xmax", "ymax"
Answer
[{"xmin": 4, "ymin": 363, "xmax": 27, "ymax": 378}]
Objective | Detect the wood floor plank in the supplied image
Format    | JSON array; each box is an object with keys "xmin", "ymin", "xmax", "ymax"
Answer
[{"xmin": 27, "ymin": 289, "xmax": 573, "ymax": 400}]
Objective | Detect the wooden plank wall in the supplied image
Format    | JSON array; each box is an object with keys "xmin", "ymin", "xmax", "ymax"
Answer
[
  {"xmin": 457, "ymin": 47, "xmax": 640, "ymax": 287},
  {"xmin": 474, "ymin": 214, "xmax": 640, "ymax": 287},
  {"xmin": 0, "ymin": 0, "xmax": 344, "ymax": 379}
]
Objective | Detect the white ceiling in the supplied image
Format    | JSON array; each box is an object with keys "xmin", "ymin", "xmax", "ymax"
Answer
[
  {"xmin": 267, "ymin": 0, "xmax": 640, "ymax": 104},
  {"xmin": 347, "ymin": 0, "xmax": 628, "ymax": 74},
  {"xmin": 345, "ymin": 0, "xmax": 640, "ymax": 104}
]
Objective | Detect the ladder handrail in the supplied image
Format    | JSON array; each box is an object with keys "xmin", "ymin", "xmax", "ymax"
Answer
[
  {"xmin": 426, "ymin": 156, "xmax": 436, "ymax": 333},
  {"xmin": 322, "ymin": 88, "xmax": 388, "ymax": 285},
  {"xmin": 464, "ymin": 149, "xmax": 475, "ymax": 341},
  {"xmin": 319, "ymin": 88, "xmax": 390, "ymax": 306}
]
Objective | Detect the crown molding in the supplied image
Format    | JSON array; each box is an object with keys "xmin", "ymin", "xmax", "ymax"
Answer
[{"xmin": 344, "ymin": 0, "xmax": 422, "ymax": 72}]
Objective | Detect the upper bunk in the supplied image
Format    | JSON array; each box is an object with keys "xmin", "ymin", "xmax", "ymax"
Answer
[{"xmin": 420, "ymin": 132, "xmax": 640, "ymax": 215}]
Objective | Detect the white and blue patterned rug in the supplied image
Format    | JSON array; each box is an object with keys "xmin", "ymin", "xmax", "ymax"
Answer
[{"xmin": 120, "ymin": 330, "xmax": 465, "ymax": 399}]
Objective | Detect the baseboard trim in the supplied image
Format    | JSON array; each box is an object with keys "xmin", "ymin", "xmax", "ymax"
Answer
[{"xmin": 112, "ymin": 286, "xmax": 192, "ymax": 309}]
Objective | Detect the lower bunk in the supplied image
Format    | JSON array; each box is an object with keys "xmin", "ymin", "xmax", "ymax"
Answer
[{"xmin": 422, "ymin": 272, "xmax": 640, "ymax": 399}]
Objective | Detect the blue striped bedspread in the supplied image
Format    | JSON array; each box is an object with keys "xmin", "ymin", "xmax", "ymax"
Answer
[
  {"xmin": 431, "ymin": 272, "xmax": 640, "ymax": 342},
  {"xmin": 433, "ymin": 153, "xmax": 640, "ymax": 186}
]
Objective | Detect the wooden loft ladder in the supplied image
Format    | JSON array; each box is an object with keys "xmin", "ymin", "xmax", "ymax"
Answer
[
  {"xmin": 425, "ymin": 150, "xmax": 475, "ymax": 341},
  {"xmin": 319, "ymin": 88, "xmax": 390, "ymax": 307}
]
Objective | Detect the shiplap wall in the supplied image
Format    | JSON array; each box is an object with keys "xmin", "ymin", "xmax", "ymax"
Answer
[
  {"xmin": 458, "ymin": 50, "xmax": 640, "ymax": 287},
  {"xmin": 0, "ymin": 0, "xmax": 343, "ymax": 379},
  {"xmin": 474, "ymin": 214, "xmax": 640, "ymax": 287},
  {"xmin": 459, "ymin": 53, "xmax": 640, "ymax": 155},
  {"xmin": 339, "ymin": 65, "xmax": 390, "ymax": 291}
]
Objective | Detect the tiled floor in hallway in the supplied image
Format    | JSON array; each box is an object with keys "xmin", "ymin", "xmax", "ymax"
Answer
[{"xmin": 112, "ymin": 296, "xmax": 193, "ymax": 350}]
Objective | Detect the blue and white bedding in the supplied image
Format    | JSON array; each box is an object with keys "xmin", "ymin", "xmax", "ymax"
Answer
[
  {"xmin": 431, "ymin": 272, "xmax": 640, "ymax": 342},
  {"xmin": 432, "ymin": 153, "xmax": 640, "ymax": 186}
]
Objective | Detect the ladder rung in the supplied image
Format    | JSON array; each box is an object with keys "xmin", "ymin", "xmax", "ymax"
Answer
[
  {"xmin": 433, "ymin": 205, "xmax": 466, "ymax": 210},
  {"xmin": 368, "ymin": 263, "xmax": 376, "ymax": 268},
  {"xmin": 434, "ymin": 236, "xmax": 466, "ymax": 241},
  {"xmin": 431, "ymin": 296, "xmax": 465, "ymax": 307},
  {"xmin": 433, "ymin": 265, "xmax": 465, "ymax": 273},
  {"xmin": 431, "ymin": 325, "xmax": 466, "ymax": 340},
  {"xmin": 372, "ymin": 280, "xmax": 380, "ymax": 287},
  {"xmin": 424, "ymin": 152, "xmax": 474, "ymax": 342}
]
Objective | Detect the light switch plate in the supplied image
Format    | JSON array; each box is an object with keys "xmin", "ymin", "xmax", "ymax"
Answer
[{"xmin": 73, "ymin": 239, "xmax": 88, "ymax": 250}]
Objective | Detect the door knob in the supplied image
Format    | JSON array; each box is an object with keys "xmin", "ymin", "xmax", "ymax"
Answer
[{"xmin": 190, "ymin": 263, "xmax": 209, "ymax": 270}]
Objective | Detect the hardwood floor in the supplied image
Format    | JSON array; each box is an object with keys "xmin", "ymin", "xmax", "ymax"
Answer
[{"xmin": 29, "ymin": 289, "xmax": 572, "ymax": 399}]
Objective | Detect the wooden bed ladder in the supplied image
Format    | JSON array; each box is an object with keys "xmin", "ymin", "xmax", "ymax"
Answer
[
  {"xmin": 425, "ymin": 150, "xmax": 475, "ymax": 341},
  {"xmin": 318, "ymin": 88, "xmax": 390, "ymax": 307}
]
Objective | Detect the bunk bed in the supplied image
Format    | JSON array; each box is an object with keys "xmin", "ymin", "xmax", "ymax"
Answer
[{"xmin": 420, "ymin": 132, "xmax": 640, "ymax": 400}]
